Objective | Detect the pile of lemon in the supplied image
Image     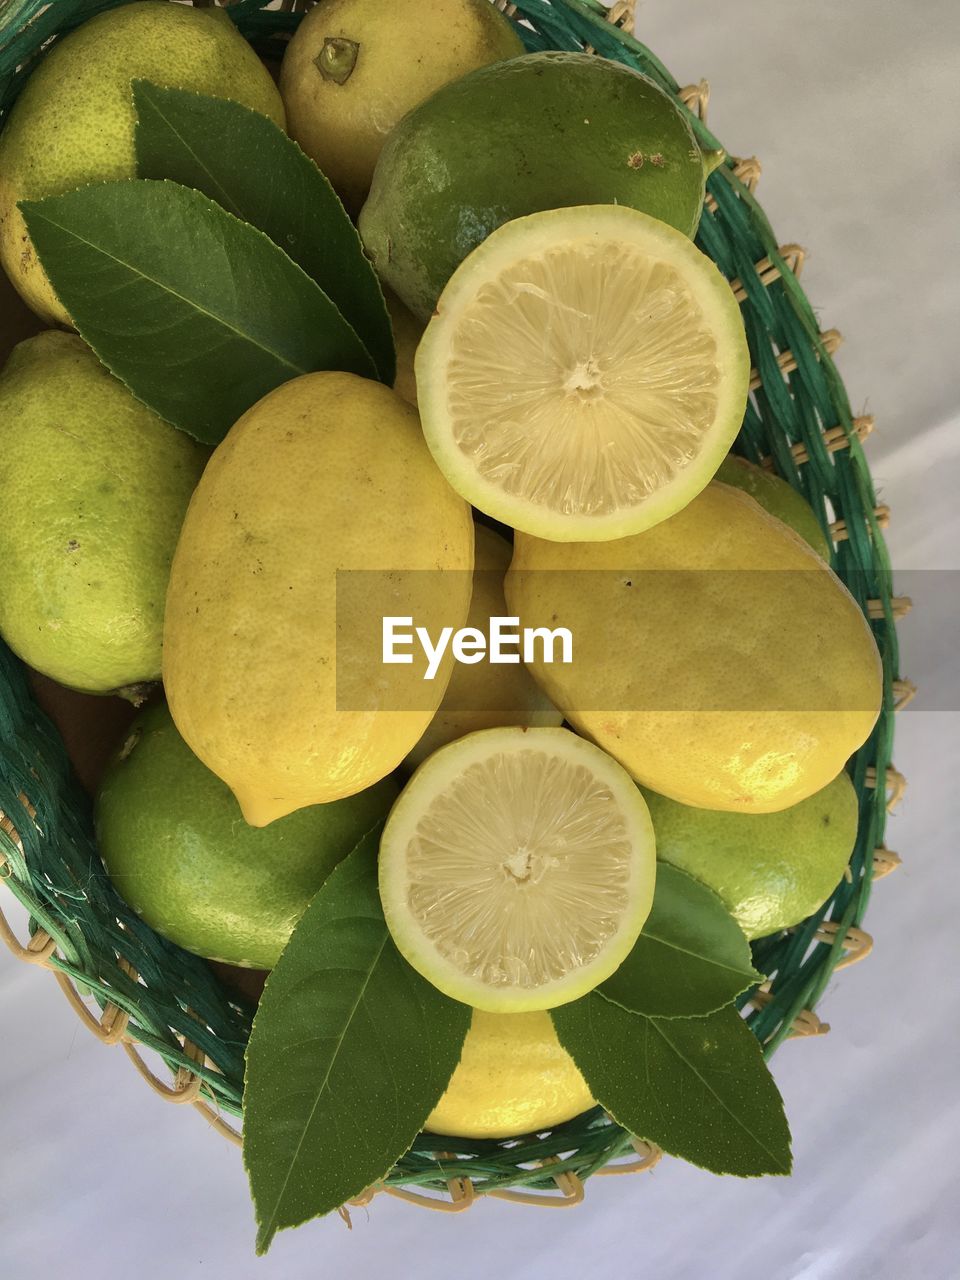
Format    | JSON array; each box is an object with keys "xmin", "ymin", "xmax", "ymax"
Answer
[{"xmin": 0, "ymin": 0, "xmax": 881, "ymax": 1138}]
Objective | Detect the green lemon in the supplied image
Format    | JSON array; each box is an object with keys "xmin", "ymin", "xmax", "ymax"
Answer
[
  {"xmin": 360, "ymin": 50, "xmax": 716, "ymax": 320},
  {"xmin": 0, "ymin": 332, "xmax": 207, "ymax": 694},
  {"xmin": 716, "ymin": 456, "xmax": 831, "ymax": 559},
  {"xmin": 644, "ymin": 771, "xmax": 859, "ymax": 939},
  {"xmin": 0, "ymin": 1, "xmax": 284, "ymax": 325},
  {"xmin": 95, "ymin": 703, "xmax": 399, "ymax": 968}
]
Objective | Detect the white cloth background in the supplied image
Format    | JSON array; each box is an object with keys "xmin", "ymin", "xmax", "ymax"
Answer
[{"xmin": 2, "ymin": 2, "xmax": 958, "ymax": 1276}]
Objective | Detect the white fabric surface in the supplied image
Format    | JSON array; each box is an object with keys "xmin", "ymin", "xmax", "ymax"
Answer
[{"xmin": 2, "ymin": 2, "xmax": 958, "ymax": 1276}]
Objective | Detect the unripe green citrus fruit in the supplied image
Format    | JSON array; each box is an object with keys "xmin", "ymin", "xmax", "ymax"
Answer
[
  {"xmin": 645, "ymin": 771, "xmax": 859, "ymax": 939},
  {"xmin": 716, "ymin": 456, "xmax": 831, "ymax": 560},
  {"xmin": 360, "ymin": 51, "xmax": 715, "ymax": 320},
  {"xmin": 96, "ymin": 702, "xmax": 399, "ymax": 968}
]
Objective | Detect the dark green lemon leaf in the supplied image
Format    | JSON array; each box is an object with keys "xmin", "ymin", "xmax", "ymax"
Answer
[
  {"xmin": 599, "ymin": 863, "xmax": 761, "ymax": 1018},
  {"xmin": 551, "ymin": 996, "xmax": 792, "ymax": 1177},
  {"xmin": 21, "ymin": 180, "xmax": 375, "ymax": 444},
  {"xmin": 243, "ymin": 827, "xmax": 470, "ymax": 1254},
  {"xmin": 132, "ymin": 82, "xmax": 395, "ymax": 384}
]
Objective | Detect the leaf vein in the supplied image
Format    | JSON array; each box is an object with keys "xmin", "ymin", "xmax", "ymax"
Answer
[{"xmin": 27, "ymin": 206, "xmax": 309, "ymax": 377}]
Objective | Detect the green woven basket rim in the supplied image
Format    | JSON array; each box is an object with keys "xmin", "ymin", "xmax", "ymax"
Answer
[{"xmin": 0, "ymin": 0, "xmax": 903, "ymax": 1207}]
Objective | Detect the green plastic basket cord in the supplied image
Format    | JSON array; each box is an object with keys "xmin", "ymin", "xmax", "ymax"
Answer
[{"xmin": 0, "ymin": 0, "xmax": 903, "ymax": 1202}]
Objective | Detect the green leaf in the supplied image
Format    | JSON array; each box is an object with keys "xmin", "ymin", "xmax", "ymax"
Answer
[
  {"xmin": 20, "ymin": 180, "xmax": 376, "ymax": 445},
  {"xmin": 132, "ymin": 81, "xmax": 395, "ymax": 385},
  {"xmin": 243, "ymin": 828, "xmax": 470, "ymax": 1253},
  {"xmin": 551, "ymin": 996, "xmax": 791, "ymax": 1178},
  {"xmin": 599, "ymin": 863, "xmax": 761, "ymax": 1018}
]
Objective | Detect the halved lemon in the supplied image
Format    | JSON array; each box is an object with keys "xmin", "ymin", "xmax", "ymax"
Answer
[
  {"xmin": 378, "ymin": 726, "xmax": 656, "ymax": 1012},
  {"xmin": 415, "ymin": 205, "xmax": 750, "ymax": 542}
]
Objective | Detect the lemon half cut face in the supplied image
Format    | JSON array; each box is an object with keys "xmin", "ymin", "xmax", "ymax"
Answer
[
  {"xmin": 378, "ymin": 726, "xmax": 657, "ymax": 1012},
  {"xmin": 416, "ymin": 205, "xmax": 750, "ymax": 542}
]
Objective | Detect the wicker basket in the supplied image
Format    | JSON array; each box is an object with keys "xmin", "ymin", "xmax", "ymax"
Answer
[{"xmin": 0, "ymin": 0, "xmax": 910, "ymax": 1214}]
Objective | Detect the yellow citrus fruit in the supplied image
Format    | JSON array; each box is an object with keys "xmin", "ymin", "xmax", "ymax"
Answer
[
  {"xmin": 163, "ymin": 372, "xmax": 473, "ymax": 827},
  {"xmin": 279, "ymin": 0, "xmax": 523, "ymax": 213},
  {"xmin": 379, "ymin": 726, "xmax": 656, "ymax": 1012},
  {"xmin": 506, "ymin": 483, "xmax": 882, "ymax": 813},
  {"xmin": 716, "ymin": 456, "xmax": 831, "ymax": 560},
  {"xmin": 426, "ymin": 1009, "xmax": 595, "ymax": 1139},
  {"xmin": 96, "ymin": 703, "xmax": 398, "ymax": 968},
  {"xmin": 0, "ymin": 1, "xmax": 284, "ymax": 326},
  {"xmin": 415, "ymin": 205, "xmax": 749, "ymax": 541},
  {"xmin": 405, "ymin": 524, "xmax": 562, "ymax": 768},
  {"xmin": 645, "ymin": 771, "xmax": 859, "ymax": 939},
  {"xmin": 0, "ymin": 332, "xmax": 206, "ymax": 693}
]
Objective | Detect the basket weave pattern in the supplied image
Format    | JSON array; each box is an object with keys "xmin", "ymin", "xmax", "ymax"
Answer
[{"xmin": 0, "ymin": 0, "xmax": 909, "ymax": 1211}]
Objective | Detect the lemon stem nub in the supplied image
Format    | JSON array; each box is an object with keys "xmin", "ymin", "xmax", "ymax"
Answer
[
  {"xmin": 315, "ymin": 37, "xmax": 360, "ymax": 85},
  {"xmin": 702, "ymin": 147, "xmax": 726, "ymax": 177}
]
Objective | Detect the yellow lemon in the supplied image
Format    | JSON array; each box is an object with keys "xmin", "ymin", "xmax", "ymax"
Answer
[
  {"xmin": 426, "ymin": 1009, "xmax": 595, "ymax": 1139},
  {"xmin": 163, "ymin": 372, "xmax": 473, "ymax": 826},
  {"xmin": 506, "ymin": 483, "xmax": 882, "ymax": 813}
]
